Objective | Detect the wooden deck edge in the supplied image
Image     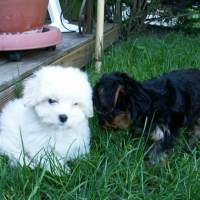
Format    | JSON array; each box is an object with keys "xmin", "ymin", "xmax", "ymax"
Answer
[
  {"xmin": 0, "ymin": 25, "xmax": 119, "ymax": 112},
  {"xmin": 51, "ymin": 25, "xmax": 119, "ymax": 67}
]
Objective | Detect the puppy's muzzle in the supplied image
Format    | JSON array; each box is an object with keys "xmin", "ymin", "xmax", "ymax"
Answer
[{"xmin": 59, "ymin": 114, "xmax": 68, "ymax": 123}]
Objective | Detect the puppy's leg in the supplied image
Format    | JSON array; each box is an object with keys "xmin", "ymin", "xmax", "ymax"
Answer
[
  {"xmin": 148, "ymin": 142, "xmax": 170, "ymax": 165},
  {"xmin": 148, "ymin": 125, "xmax": 170, "ymax": 165},
  {"xmin": 188, "ymin": 118, "xmax": 200, "ymax": 150},
  {"xmin": 148, "ymin": 125, "xmax": 180, "ymax": 165}
]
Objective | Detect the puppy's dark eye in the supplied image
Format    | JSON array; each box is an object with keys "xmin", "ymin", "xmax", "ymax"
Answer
[
  {"xmin": 48, "ymin": 99, "xmax": 57, "ymax": 104},
  {"xmin": 72, "ymin": 103, "xmax": 78, "ymax": 107}
]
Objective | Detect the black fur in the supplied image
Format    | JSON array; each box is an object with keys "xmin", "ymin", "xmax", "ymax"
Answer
[{"xmin": 93, "ymin": 69, "xmax": 200, "ymax": 164}]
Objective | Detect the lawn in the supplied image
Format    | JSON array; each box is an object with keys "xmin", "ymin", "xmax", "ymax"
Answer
[{"xmin": 1, "ymin": 28, "xmax": 200, "ymax": 199}]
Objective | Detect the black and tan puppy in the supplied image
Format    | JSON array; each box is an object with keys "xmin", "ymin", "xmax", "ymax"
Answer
[{"xmin": 93, "ymin": 69, "xmax": 200, "ymax": 164}]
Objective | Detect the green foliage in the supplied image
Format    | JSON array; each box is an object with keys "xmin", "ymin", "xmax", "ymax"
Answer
[
  {"xmin": 175, "ymin": 7, "xmax": 200, "ymax": 35},
  {"xmin": 155, "ymin": 1, "xmax": 200, "ymax": 35},
  {"xmin": 1, "ymin": 30, "xmax": 200, "ymax": 199}
]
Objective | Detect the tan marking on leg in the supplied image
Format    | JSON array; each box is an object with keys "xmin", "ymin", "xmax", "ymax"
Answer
[{"xmin": 148, "ymin": 142, "xmax": 169, "ymax": 165}]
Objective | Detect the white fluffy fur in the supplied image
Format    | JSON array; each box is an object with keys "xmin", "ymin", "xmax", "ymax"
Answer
[{"xmin": 0, "ymin": 66, "xmax": 93, "ymax": 172}]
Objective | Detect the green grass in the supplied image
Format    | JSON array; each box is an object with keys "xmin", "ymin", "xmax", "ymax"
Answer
[{"xmin": 1, "ymin": 30, "xmax": 200, "ymax": 199}]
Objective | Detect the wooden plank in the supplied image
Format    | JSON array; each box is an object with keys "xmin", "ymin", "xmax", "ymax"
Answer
[
  {"xmin": 103, "ymin": 25, "xmax": 119, "ymax": 49},
  {"xmin": 0, "ymin": 85, "xmax": 20, "ymax": 112},
  {"xmin": 52, "ymin": 25, "xmax": 119, "ymax": 67}
]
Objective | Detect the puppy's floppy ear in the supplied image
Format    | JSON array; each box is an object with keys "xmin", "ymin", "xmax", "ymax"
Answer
[
  {"xmin": 81, "ymin": 100, "xmax": 94, "ymax": 118},
  {"xmin": 22, "ymin": 75, "xmax": 41, "ymax": 107},
  {"xmin": 98, "ymin": 82, "xmax": 124, "ymax": 112}
]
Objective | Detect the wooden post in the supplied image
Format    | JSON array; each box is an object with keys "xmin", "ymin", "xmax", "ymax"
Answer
[{"xmin": 95, "ymin": 0, "xmax": 105, "ymax": 72}]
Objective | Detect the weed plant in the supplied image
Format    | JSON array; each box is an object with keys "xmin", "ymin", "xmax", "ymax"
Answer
[{"xmin": 1, "ymin": 30, "xmax": 200, "ymax": 199}]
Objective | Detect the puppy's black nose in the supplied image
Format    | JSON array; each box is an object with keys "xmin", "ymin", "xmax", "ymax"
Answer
[{"xmin": 59, "ymin": 114, "xmax": 68, "ymax": 123}]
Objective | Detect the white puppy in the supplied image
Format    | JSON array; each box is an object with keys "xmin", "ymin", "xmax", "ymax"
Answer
[{"xmin": 0, "ymin": 66, "xmax": 93, "ymax": 173}]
